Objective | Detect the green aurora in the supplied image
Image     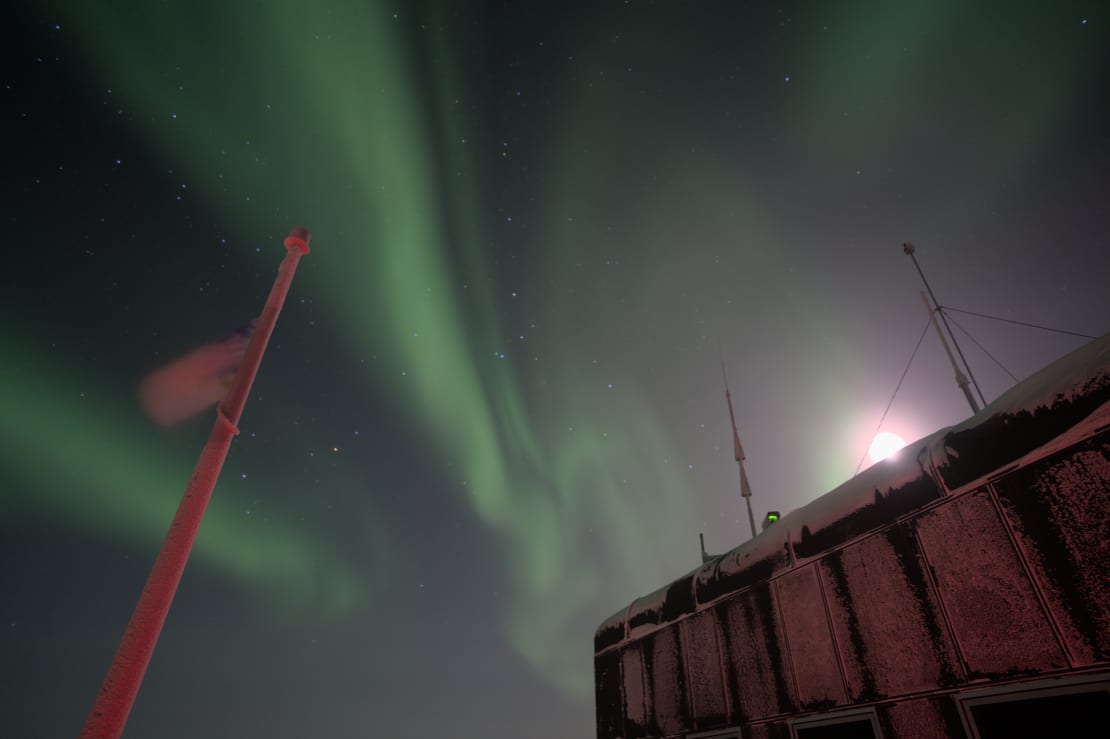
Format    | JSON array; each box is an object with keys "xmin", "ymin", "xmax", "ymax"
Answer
[
  {"xmin": 9, "ymin": 0, "xmax": 1107, "ymax": 713},
  {"xmin": 17, "ymin": 0, "xmax": 702, "ymax": 700}
]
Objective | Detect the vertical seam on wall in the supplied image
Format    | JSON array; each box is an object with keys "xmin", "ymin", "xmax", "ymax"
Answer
[
  {"xmin": 985, "ymin": 481, "xmax": 1077, "ymax": 668},
  {"xmin": 814, "ymin": 561, "xmax": 853, "ymax": 703},
  {"xmin": 912, "ymin": 517, "xmax": 971, "ymax": 681}
]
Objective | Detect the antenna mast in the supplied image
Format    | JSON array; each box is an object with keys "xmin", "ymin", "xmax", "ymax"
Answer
[
  {"xmin": 903, "ymin": 242, "xmax": 986, "ymax": 411},
  {"xmin": 720, "ymin": 356, "xmax": 758, "ymax": 540},
  {"xmin": 919, "ymin": 291, "xmax": 980, "ymax": 414}
]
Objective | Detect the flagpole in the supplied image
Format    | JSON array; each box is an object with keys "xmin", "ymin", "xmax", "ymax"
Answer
[{"xmin": 79, "ymin": 227, "xmax": 311, "ymax": 739}]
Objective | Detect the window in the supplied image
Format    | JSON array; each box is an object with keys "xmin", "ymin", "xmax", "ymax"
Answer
[
  {"xmin": 790, "ymin": 707, "xmax": 881, "ymax": 739},
  {"xmin": 955, "ymin": 673, "xmax": 1110, "ymax": 739},
  {"xmin": 687, "ymin": 729, "xmax": 741, "ymax": 739}
]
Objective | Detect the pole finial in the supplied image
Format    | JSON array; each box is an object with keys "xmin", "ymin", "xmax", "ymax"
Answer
[{"xmin": 285, "ymin": 226, "xmax": 311, "ymax": 255}]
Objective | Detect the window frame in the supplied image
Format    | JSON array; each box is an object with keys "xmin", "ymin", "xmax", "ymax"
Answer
[
  {"xmin": 788, "ymin": 706, "xmax": 882, "ymax": 739},
  {"xmin": 953, "ymin": 672, "xmax": 1110, "ymax": 739},
  {"xmin": 686, "ymin": 728, "xmax": 742, "ymax": 739}
]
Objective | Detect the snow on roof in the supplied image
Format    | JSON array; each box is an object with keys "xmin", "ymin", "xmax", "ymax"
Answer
[{"xmin": 926, "ymin": 329, "xmax": 1110, "ymax": 490}]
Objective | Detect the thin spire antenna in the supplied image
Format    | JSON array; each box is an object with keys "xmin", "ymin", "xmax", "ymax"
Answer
[
  {"xmin": 903, "ymin": 242, "xmax": 987, "ymax": 408},
  {"xmin": 718, "ymin": 347, "xmax": 758, "ymax": 540}
]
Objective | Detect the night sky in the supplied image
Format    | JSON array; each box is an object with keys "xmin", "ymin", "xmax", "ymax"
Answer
[{"xmin": 3, "ymin": 2, "xmax": 1109, "ymax": 737}]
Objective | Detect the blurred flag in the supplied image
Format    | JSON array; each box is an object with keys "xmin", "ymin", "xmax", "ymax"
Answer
[{"xmin": 139, "ymin": 320, "xmax": 257, "ymax": 427}]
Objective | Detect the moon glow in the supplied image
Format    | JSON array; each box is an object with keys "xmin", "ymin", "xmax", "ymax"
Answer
[{"xmin": 869, "ymin": 431, "xmax": 907, "ymax": 464}]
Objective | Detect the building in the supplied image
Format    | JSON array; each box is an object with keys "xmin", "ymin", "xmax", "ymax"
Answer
[{"xmin": 594, "ymin": 333, "xmax": 1110, "ymax": 738}]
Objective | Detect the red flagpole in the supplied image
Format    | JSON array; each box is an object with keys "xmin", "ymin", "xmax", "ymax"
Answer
[{"xmin": 80, "ymin": 227, "xmax": 311, "ymax": 739}]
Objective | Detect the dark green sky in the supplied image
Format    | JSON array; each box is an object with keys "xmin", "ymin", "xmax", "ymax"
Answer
[{"xmin": 3, "ymin": 2, "xmax": 1109, "ymax": 737}]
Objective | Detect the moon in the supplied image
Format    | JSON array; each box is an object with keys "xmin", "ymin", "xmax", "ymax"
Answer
[{"xmin": 869, "ymin": 431, "xmax": 907, "ymax": 463}]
